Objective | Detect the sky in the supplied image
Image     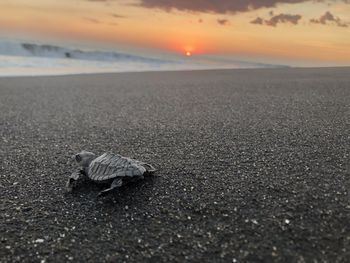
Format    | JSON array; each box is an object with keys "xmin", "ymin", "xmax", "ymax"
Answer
[{"xmin": 0, "ymin": 0, "xmax": 350, "ymax": 66}]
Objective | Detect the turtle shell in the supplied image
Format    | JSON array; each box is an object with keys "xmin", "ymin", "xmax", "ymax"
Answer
[{"xmin": 87, "ymin": 153, "xmax": 147, "ymax": 182}]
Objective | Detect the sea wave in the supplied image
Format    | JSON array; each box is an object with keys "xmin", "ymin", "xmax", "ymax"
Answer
[
  {"xmin": 0, "ymin": 40, "xmax": 284, "ymax": 76},
  {"xmin": 0, "ymin": 41, "xmax": 173, "ymax": 63}
]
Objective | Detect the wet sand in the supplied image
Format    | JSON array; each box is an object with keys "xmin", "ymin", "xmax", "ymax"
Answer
[{"xmin": 1, "ymin": 67, "xmax": 349, "ymax": 262}]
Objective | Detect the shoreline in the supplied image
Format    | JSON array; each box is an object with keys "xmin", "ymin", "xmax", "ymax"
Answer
[
  {"xmin": 0, "ymin": 65, "xmax": 282, "ymax": 78},
  {"xmin": 1, "ymin": 65, "xmax": 350, "ymax": 78}
]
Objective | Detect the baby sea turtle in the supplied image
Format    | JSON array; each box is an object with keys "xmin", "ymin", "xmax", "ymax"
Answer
[{"xmin": 67, "ymin": 150, "xmax": 156, "ymax": 196}]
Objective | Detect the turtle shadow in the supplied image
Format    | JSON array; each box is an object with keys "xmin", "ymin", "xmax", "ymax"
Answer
[
  {"xmin": 101, "ymin": 175, "xmax": 160, "ymax": 208},
  {"xmin": 65, "ymin": 174, "xmax": 160, "ymax": 206}
]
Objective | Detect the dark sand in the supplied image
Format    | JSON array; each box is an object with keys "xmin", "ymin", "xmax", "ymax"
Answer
[{"xmin": 0, "ymin": 68, "xmax": 349, "ymax": 262}]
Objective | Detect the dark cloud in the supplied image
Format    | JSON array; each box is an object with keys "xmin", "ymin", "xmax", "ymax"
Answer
[
  {"xmin": 251, "ymin": 17, "xmax": 264, "ymax": 25},
  {"xmin": 250, "ymin": 13, "xmax": 302, "ymax": 26},
  {"xmin": 138, "ymin": 0, "xmax": 313, "ymax": 14},
  {"xmin": 310, "ymin": 11, "xmax": 349, "ymax": 27},
  {"xmin": 266, "ymin": 14, "xmax": 302, "ymax": 26},
  {"xmin": 217, "ymin": 19, "xmax": 230, "ymax": 25},
  {"xmin": 87, "ymin": 0, "xmax": 350, "ymax": 15}
]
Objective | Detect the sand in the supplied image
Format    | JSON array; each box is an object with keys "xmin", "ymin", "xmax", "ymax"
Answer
[{"xmin": 0, "ymin": 67, "xmax": 349, "ymax": 262}]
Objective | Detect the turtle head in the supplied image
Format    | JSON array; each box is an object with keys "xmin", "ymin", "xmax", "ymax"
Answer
[{"xmin": 73, "ymin": 151, "xmax": 96, "ymax": 168}]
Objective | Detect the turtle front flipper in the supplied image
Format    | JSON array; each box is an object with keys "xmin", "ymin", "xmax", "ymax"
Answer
[
  {"xmin": 97, "ymin": 178, "xmax": 123, "ymax": 197},
  {"xmin": 66, "ymin": 170, "xmax": 84, "ymax": 193}
]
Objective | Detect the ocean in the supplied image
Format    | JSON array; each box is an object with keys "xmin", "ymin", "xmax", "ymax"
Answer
[{"xmin": 0, "ymin": 40, "xmax": 279, "ymax": 76}]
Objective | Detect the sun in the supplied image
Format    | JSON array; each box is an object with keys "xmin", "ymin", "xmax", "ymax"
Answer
[{"xmin": 185, "ymin": 51, "xmax": 192, "ymax": 57}]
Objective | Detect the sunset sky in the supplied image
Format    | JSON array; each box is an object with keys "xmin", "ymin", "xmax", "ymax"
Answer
[{"xmin": 0, "ymin": 0, "xmax": 350, "ymax": 66}]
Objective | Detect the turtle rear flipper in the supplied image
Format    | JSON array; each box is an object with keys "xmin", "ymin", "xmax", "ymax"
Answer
[
  {"xmin": 97, "ymin": 178, "xmax": 123, "ymax": 197},
  {"xmin": 144, "ymin": 163, "xmax": 157, "ymax": 173},
  {"xmin": 136, "ymin": 162, "xmax": 156, "ymax": 174}
]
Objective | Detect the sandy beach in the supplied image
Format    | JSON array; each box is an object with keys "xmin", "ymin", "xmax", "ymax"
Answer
[{"xmin": 1, "ymin": 67, "xmax": 349, "ymax": 262}]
